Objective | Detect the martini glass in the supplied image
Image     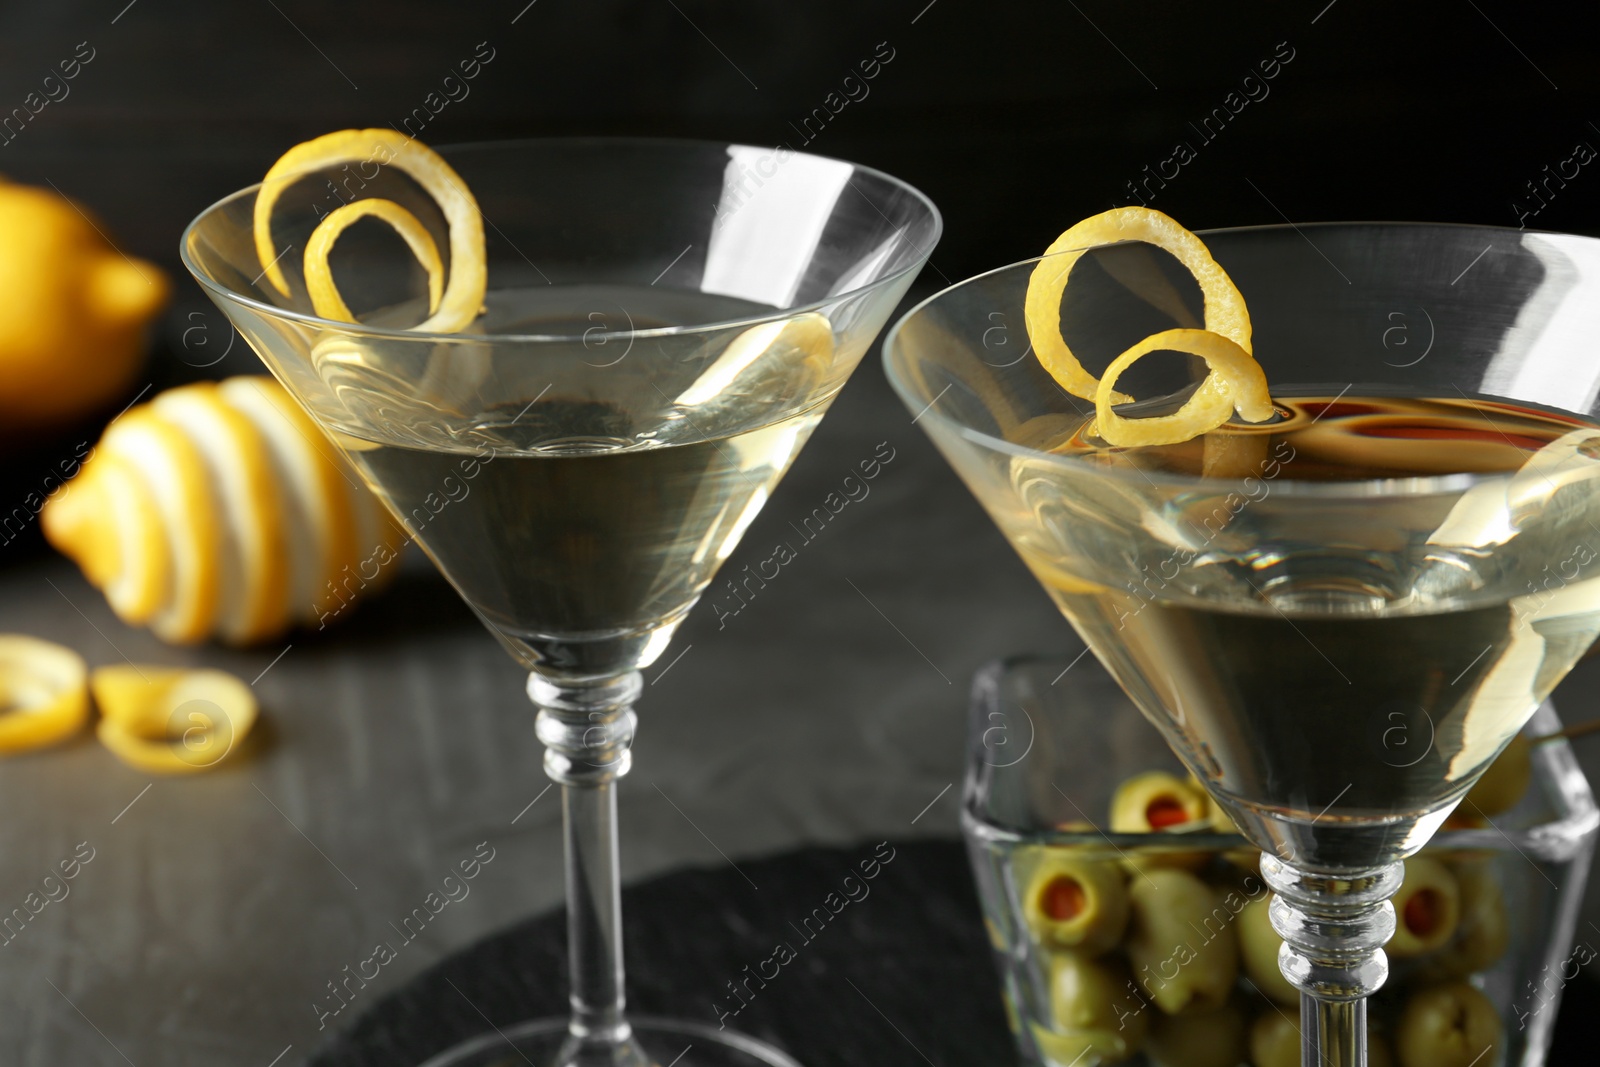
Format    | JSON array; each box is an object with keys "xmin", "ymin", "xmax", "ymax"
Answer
[
  {"xmin": 884, "ymin": 223, "xmax": 1600, "ymax": 1067},
  {"xmin": 182, "ymin": 138, "xmax": 939, "ymax": 1067}
]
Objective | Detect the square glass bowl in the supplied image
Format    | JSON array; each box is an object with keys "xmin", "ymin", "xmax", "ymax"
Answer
[{"xmin": 963, "ymin": 654, "xmax": 1599, "ymax": 1067}]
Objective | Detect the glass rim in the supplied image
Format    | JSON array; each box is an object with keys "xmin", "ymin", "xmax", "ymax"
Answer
[
  {"xmin": 179, "ymin": 134, "xmax": 944, "ymax": 345},
  {"xmin": 883, "ymin": 220, "xmax": 1594, "ymax": 499}
]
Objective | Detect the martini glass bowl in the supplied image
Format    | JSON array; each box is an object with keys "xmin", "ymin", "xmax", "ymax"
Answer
[
  {"xmin": 884, "ymin": 223, "xmax": 1600, "ymax": 1067},
  {"xmin": 183, "ymin": 138, "xmax": 939, "ymax": 1067}
]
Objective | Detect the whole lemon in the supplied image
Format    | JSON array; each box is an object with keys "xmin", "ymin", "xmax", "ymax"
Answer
[{"xmin": 0, "ymin": 177, "xmax": 168, "ymax": 431}]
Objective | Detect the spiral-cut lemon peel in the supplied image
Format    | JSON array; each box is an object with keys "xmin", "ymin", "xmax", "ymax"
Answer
[
  {"xmin": 305, "ymin": 198, "xmax": 446, "ymax": 324},
  {"xmin": 1025, "ymin": 207, "xmax": 1273, "ymax": 447},
  {"xmin": 1094, "ymin": 329, "xmax": 1273, "ymax": 448},
  {"xmin": 0, "ymin": 636, "xmax": 90, "ymax": 755},
  {"xmin": 153, "ymin": 384, "xmax": 291, "ymax": 645},
  {"xmin": 42, "ymin": 376, "xmax": 401, "ymax": 646},
  {"xmin": 254, "ymin": 129, "xmax": 485, "ymax": 333},
  {"xmin": 93, "ymin": 665, "xmax": 256, "ymax": 774},
  {"xmin": 106, "ymin": 409, "xmax": 221, "ymax": 645}
]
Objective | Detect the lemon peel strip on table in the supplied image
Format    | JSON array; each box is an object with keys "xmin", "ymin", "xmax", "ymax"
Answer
[
  {"xmin": 1025, "ymin": 207, "xmax": 1255, "ymax": 405},
  {"xmin": 92, "ymin": 665, "xmax": 257, "ymax": 774},
  {"xmin": 305, "ymin": 198, "xmax": 446, "ymax": 324},
  {"xmin": 1094, "ymin": 329, "xmax": 1274, "ymax": 448},
  {"xmin": 253, "ymin": 129, "xmax": 486, "ymax": 333},
  {"xmin": 0, "ymin": 636, "xmax": 90, "ymax": 755}
]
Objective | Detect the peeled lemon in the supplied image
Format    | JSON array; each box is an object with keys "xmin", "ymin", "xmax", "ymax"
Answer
[
  {"xmin": 0, "ymin": 177, "xmax": 169, "ymax": 432},
  {"xmin": 42, "ymin": 376, "xmax": 406, "ymax": 645}
]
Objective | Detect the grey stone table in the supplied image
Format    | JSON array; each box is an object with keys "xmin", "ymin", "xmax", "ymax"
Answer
[{"xmin": 4, "ymin": 311, "xmax": 1600, "ymax": 1066}]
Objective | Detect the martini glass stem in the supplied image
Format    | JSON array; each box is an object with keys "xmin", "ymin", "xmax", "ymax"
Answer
[
  {"xmin": 1261, "ymin": 854, "xmax": 1404, "ymax": 1067},
  {"xmin": 531, "ymin": 670, "xmax": 649, "ymax": 1067},
  {"xmin": 1304, "ymin": 997, "xmax": 1366, "ymax": 1067}
]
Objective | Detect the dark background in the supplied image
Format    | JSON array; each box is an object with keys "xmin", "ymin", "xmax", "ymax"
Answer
[
  {"xmin": 3, "ymin": 0, "xmax": 1599, "ymax": 307},
  {"xmin": 2, "ymin": 2, "xmax": 1599, "ymax": 1064},
  {"xmin": 2, "ymin": 0, "xmax": 1598, "ymax": 455}
]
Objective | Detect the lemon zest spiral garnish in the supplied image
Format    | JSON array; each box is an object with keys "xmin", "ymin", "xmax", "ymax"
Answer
[
  {"xmin": 253, "ymin": 128, "xmax": 485, "ymax": 333},
  {"xmin": 1094, "ymin": 329, "xmax": 1273, "ymax": 448},
  {"xmin": 1025, "ymin": 207, "xmax": 1273, "ymax": 447},
  {"xmin": 305, "ymin": 198, "xmax": 445, "ymax": 324}
]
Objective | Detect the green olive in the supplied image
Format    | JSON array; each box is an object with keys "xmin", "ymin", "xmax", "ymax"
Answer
[
  {"xmin": 1237, "ymin": 893, "xmax": 1298, "ymax": 1005},
  {"xmin": 1181, "ymin": 772, "xmax": 1235, "ymax": 833},
  {"xmin": 1022, "ymin": 852, "xmax": 1130, "ymax": 956},
  {"xmin": 1388, "ymin": 856, "xmax": 1460, "ymax": 959},
  {"xmin": 1421, "ymin": 863, "xmax": 1510, "ymax": 979},
  {"xmin": 1145, "ymin": 1000, "xmax": 1246, "ymax": 1067},
  {"xmin": 1047, "ymin": 951, "xmax": 1150, "ymax": 1059},
  {"xmin": 1030, "ymin": 1021, "xmax": 1137, "ymax": 1067},
  {"xmin": 1250, "ymin": 1006, "xmax": 1390, "ymax": 1067},
  {"xmin": 1112, "ymin": 772, "xmax": 1211, "ymax": 872},
  {"xmin": 1462, "ymin": 733, "xmax": 1532, "ymax": 817},
  {"xmin": 1248, "ymin": 1009, "xmax": 1300, "ymax": 1067},
  {"xmin": 1126, "ymin": 868, "xmax": 1240, "ymax": 1015},
  {"xmin": 1112, "ymin": 771, "xmax": 1209, "ymax": 833},
  {"xmin": 1450, "ymin": 864, "xmax": 1510, "ymax": 972},
  {"xmin": 1396, "ymin": 981, "xmax": 1502, "ymax": 1067}
]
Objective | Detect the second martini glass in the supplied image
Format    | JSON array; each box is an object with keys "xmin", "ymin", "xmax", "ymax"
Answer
[
  {"xmin": 182, "ymin": 138, "xmax": 939, "ymax": 1067},
  {"xmin": 885, "ymin": 223, "xmax": 1600, "ymax": 1067}
]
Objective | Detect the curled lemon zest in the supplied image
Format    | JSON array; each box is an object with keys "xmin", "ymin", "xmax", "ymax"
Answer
[
  {"xmin": 305, "ymin": 198, "xmax": 446, "ymax": 324},
  {"xmin": 253, "ymin": 128, "xmax": 485, "ymax": 333},
  {"xmin": 0, "ymin": 635, "xmax": 89, "ymax": 755},
  {"xmin": 93, "ymin": 665, "xmax": 257, "ymax": 774},
  {"xmin": 1025, "ymin": 207, "xmax": 1254, "ymax": 404},
  {"xmin": 1094, "ymin": 329, "xmax": 1273, "ymax": 448}
]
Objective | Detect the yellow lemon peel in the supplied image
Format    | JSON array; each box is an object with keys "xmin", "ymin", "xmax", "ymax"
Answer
[
  {"xmin": 92, "ymin": 665, "xmax": 257, "ymax": 774},
  {"xmin": 1025, "ymin": 207, "xmax": 1272, "ymax": 447},
  {"xmin": 43, "ymin": 376, "xmax": 403, "ymax": 646},
  {"xmin": 1095, "ymin": 329, "xmax": 1274, "ymax": 448},
  {"xmin": 305, "ymin": 198, "xmax": 446, "ymax": 324},
  {"xmin": 253, "ymin": 129, "xmax": 485, "ymax": 333},
  {"xmin": 104, "ymin": 408, "xmax": 222, "ymax": 645},
  {"xmin": 153, "ymin": 383, "xmax": 292, "ymax": 645},
  {"xmin": 0, "ymin": 636, "xmax": 89, "ymax": 755}
]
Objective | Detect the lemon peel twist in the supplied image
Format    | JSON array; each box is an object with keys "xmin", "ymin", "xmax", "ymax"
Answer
[
  {"xmin": 1025, "ymin": 207, "xmax": 1273, "ymax": 448},
  {"xmin": 253, "ymin": 129, "xmax": 485, "ymax": 333},
  {"xmin": 305, "ymin": 198, "xmax": 446, "ymax": 324},
  {"xmin": 93, "ymin": 665, "xmax": 257, "ymax": 774},
  {"xmin": 0, "ymin": 636, "xmax": 89, "ymax": 755},
  {"xmin": 1094, "ymin": 329, "xmax": 1273, "ymax": 449}
]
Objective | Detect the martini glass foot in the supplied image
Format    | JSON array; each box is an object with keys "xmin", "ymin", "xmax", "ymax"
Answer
[{"xmin": 418, "ymin": 1017, "xmax": 803, "ymax": 1067}]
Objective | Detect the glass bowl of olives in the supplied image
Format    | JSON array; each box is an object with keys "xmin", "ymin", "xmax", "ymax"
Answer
[{"xmin": 963, "ymin": 653, "xmax": 1600, "ymax": 1067}]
